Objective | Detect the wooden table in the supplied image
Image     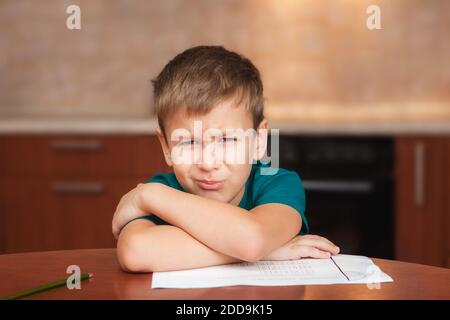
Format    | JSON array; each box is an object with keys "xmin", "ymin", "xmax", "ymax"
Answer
[{"xmin": 0, "ymin": 248, "xmax": 449, "ymax": 299}]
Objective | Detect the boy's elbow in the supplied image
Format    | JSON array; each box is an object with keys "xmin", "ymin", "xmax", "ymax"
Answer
[
  {"xmin": 117, "ymin": 250, "xmax": 139, "ymax": 273},
  {"xmin": 116, "ymin": 232, "xmax": 155, "ymax": 273},
  {"xmin": 117, "ymin": 249, "xmax": 142, "ymax": 273},
  {"xmin": 236, "ymin": 223, "xmax": 266, "ymax": 263}
]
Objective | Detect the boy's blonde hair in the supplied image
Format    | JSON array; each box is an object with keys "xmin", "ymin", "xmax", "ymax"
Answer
[{"xmin": 152, "ymin": 46, "xmax": 265, "ymax": 138}]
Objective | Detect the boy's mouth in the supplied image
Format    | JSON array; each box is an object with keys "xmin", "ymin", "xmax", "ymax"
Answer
[{"xmin": 195, "ymin": 179, "xmax": 224, "ymax": 191}]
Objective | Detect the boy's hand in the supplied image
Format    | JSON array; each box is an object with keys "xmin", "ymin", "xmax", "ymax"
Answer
[
  {"xmin": 112, "ymin": 183, "xmax": 149, "ymax": 240},
  {"xmin": 261, "ymin": 234, "xmax": 340, "ymax": 261}
]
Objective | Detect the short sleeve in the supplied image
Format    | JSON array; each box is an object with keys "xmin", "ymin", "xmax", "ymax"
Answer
[
  {"xmin": 253, "ymin": 170, "xmax": 309, "ymax": 235},
  {"xmin": 123, "ymin": 173, "xmax": 176, "ymax": 228},
  {"xmin": 125, "ymin": 214, "xmax": 169, "ymax": 227},
  {"xmin": 145, "ymin": 172, "xmax": 184, "ymax": 191}
]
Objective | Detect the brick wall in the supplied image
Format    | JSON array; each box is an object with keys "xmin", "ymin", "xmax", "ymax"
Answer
[{"xmin": 0, "ymin": 0, "xmax": 449, "ymax": 118}]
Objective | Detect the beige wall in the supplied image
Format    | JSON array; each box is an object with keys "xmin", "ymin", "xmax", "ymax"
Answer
[{"xmin": 0, "ymin": 0, "xmax": 449, "ymax": 118}]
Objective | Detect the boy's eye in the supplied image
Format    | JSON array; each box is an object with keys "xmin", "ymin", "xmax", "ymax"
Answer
[
  {"xmin": 220, "ymin": 137, "xmax": 238, "ymax": 143},
  {"xmin": 178, "ymin": 137, "xmax": 237, "ymax": 146},
  {"xmin": 179, "ymin": 140, "xmax": 199, "ymax": 146}
]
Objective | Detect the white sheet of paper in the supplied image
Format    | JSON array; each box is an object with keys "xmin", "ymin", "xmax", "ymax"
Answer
[{"xmin": 151, "ymin": 254, "xmax": 393, "ymax": 289}]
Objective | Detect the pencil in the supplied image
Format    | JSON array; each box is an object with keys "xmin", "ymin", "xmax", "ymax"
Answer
[{"xmin": 0, "ymin": 272, "xmax": 93, "ymax": 300}]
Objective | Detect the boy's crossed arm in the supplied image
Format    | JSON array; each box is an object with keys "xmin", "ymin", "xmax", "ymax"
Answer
[
  {"xmin": 117, "ymin": 219, "xmax": 244, "ymax": 272},
  {"xmin": 113, "ymin": 183, "xmax": 339, "ymax": 272}
]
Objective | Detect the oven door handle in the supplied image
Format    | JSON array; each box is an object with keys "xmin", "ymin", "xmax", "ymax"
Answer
[{"xmin": 302, "ymin": 180, "xmax": 374, "ymax": 193}]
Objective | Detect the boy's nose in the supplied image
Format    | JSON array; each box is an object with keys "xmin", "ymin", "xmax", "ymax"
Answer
[
  {"xmin": 197, "ymin": 160, "xmax": 220, "ymax": 171},
  {"xmin": 197, "ymin": 143, "xmax": 222, "ymax": 171}
]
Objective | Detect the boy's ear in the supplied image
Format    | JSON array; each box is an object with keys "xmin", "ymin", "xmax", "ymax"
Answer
[
  {"xmin": 156, "ymin": 127, "xmax": 173, "ymax": 167},
  {"xmin": 253, "ymin": 119, "xmax": 269, "ymax": 161}
]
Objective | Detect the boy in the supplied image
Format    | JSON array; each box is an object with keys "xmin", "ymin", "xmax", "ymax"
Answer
[{"xmin": 112, "ymin": 46, "xmax": 339, "ymax": 272}]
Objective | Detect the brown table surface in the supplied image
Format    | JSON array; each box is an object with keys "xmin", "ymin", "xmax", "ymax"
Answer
[{"xmin": 0, "ymin": 248, "xmax": 449, "ymax": 300}]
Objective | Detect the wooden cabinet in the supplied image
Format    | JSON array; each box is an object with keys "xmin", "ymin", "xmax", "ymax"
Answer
[
  {"xmin": 0, "ymin": 135, "xmax": 168, "ymax": 254},
  {"xmin": 395, "ymin": 137, "xmax": 448, "ymax": 267},
  {"xmin": 447, "ymin": 139, "xmax": 450, "ymax": 268}
]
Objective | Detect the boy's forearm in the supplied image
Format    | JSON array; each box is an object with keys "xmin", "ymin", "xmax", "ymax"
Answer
[
  {"xmin": 117, "ymin": 221, "xmax": 243, "ymax": 272},
  {"xmin": 140, "ymin": 183, "xmax": 263, "ymax": 261}
]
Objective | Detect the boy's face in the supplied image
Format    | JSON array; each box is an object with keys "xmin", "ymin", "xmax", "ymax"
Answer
[{"xmin": 156, "ymin": 98, "xmax": 268, "ymax": 206}]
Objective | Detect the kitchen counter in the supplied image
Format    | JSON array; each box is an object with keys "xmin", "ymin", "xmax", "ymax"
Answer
[
  {"xmin": 269, "ymin": 121, "xmax": 450, "ymax": 136},
  {"xmin": 0, "ymin": 116, "xmax": 450, "ymax": 136},
  {"xmin": 0, "ymin": 117, "xmax": 160, "ymax": 135}
]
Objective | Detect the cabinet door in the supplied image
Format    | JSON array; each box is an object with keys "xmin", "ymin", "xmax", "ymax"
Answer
[
  {"xmin": 0, "ymin": 137, "xmax": 5, "ymax": 253},
  {"xmin": 446, "ymin": 139, "xmax": 450, "ymax": 268},
  {"xmin": 0, "ymin": 177, "xmax": 141, "ymax": 253},
  {"xmin": 0, "ymin": 134, "xmax": 170, "ymax": 254},
  {"xmin": 50, "ymin": 177, "xmax": 141, "ymax": 250},
  {"xmin": 0, "ymin": 177, "xmax": 67, "ymax": 253},
  {"xmin": 132, "ymin": 135, "xmax": 169, "ymax": 176},
  {"xmin": 395, "ymin": 137, "xmax": 445, "ymax": 267},
  {"xmin": 0, "ymin": 135, "xmax": 167, "ymax": 177}
]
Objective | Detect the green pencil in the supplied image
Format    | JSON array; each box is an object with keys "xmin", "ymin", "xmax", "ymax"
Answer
[{"xmin": 0, "ymin": 272, "xmax": 93, "ymax": 300}]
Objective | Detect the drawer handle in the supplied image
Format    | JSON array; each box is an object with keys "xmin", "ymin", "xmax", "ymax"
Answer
[
  {"xmin": 303, "ymin": 180, "xmax": 373, "ymax": 193},
  {"xmin": 414, "ymin": 142, "xmax": 425, "ymax": 208},
  {"xmin": 50, "ymin": 140, "xmax": 103, "ymax": 151},
  {"xmin": 52, "ymin": 182, "xmax": 104, "ymax": 194}
]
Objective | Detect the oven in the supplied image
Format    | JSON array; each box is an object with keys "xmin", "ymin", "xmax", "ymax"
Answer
[{"xmin": 277, "ymin": 135, "xmax": 394, "ymax": 259}]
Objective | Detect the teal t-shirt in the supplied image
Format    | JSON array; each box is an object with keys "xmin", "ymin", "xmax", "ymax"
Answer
[{"xmin": 130, "ymin": 161, "xmax": 309, "ymax": 235}]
